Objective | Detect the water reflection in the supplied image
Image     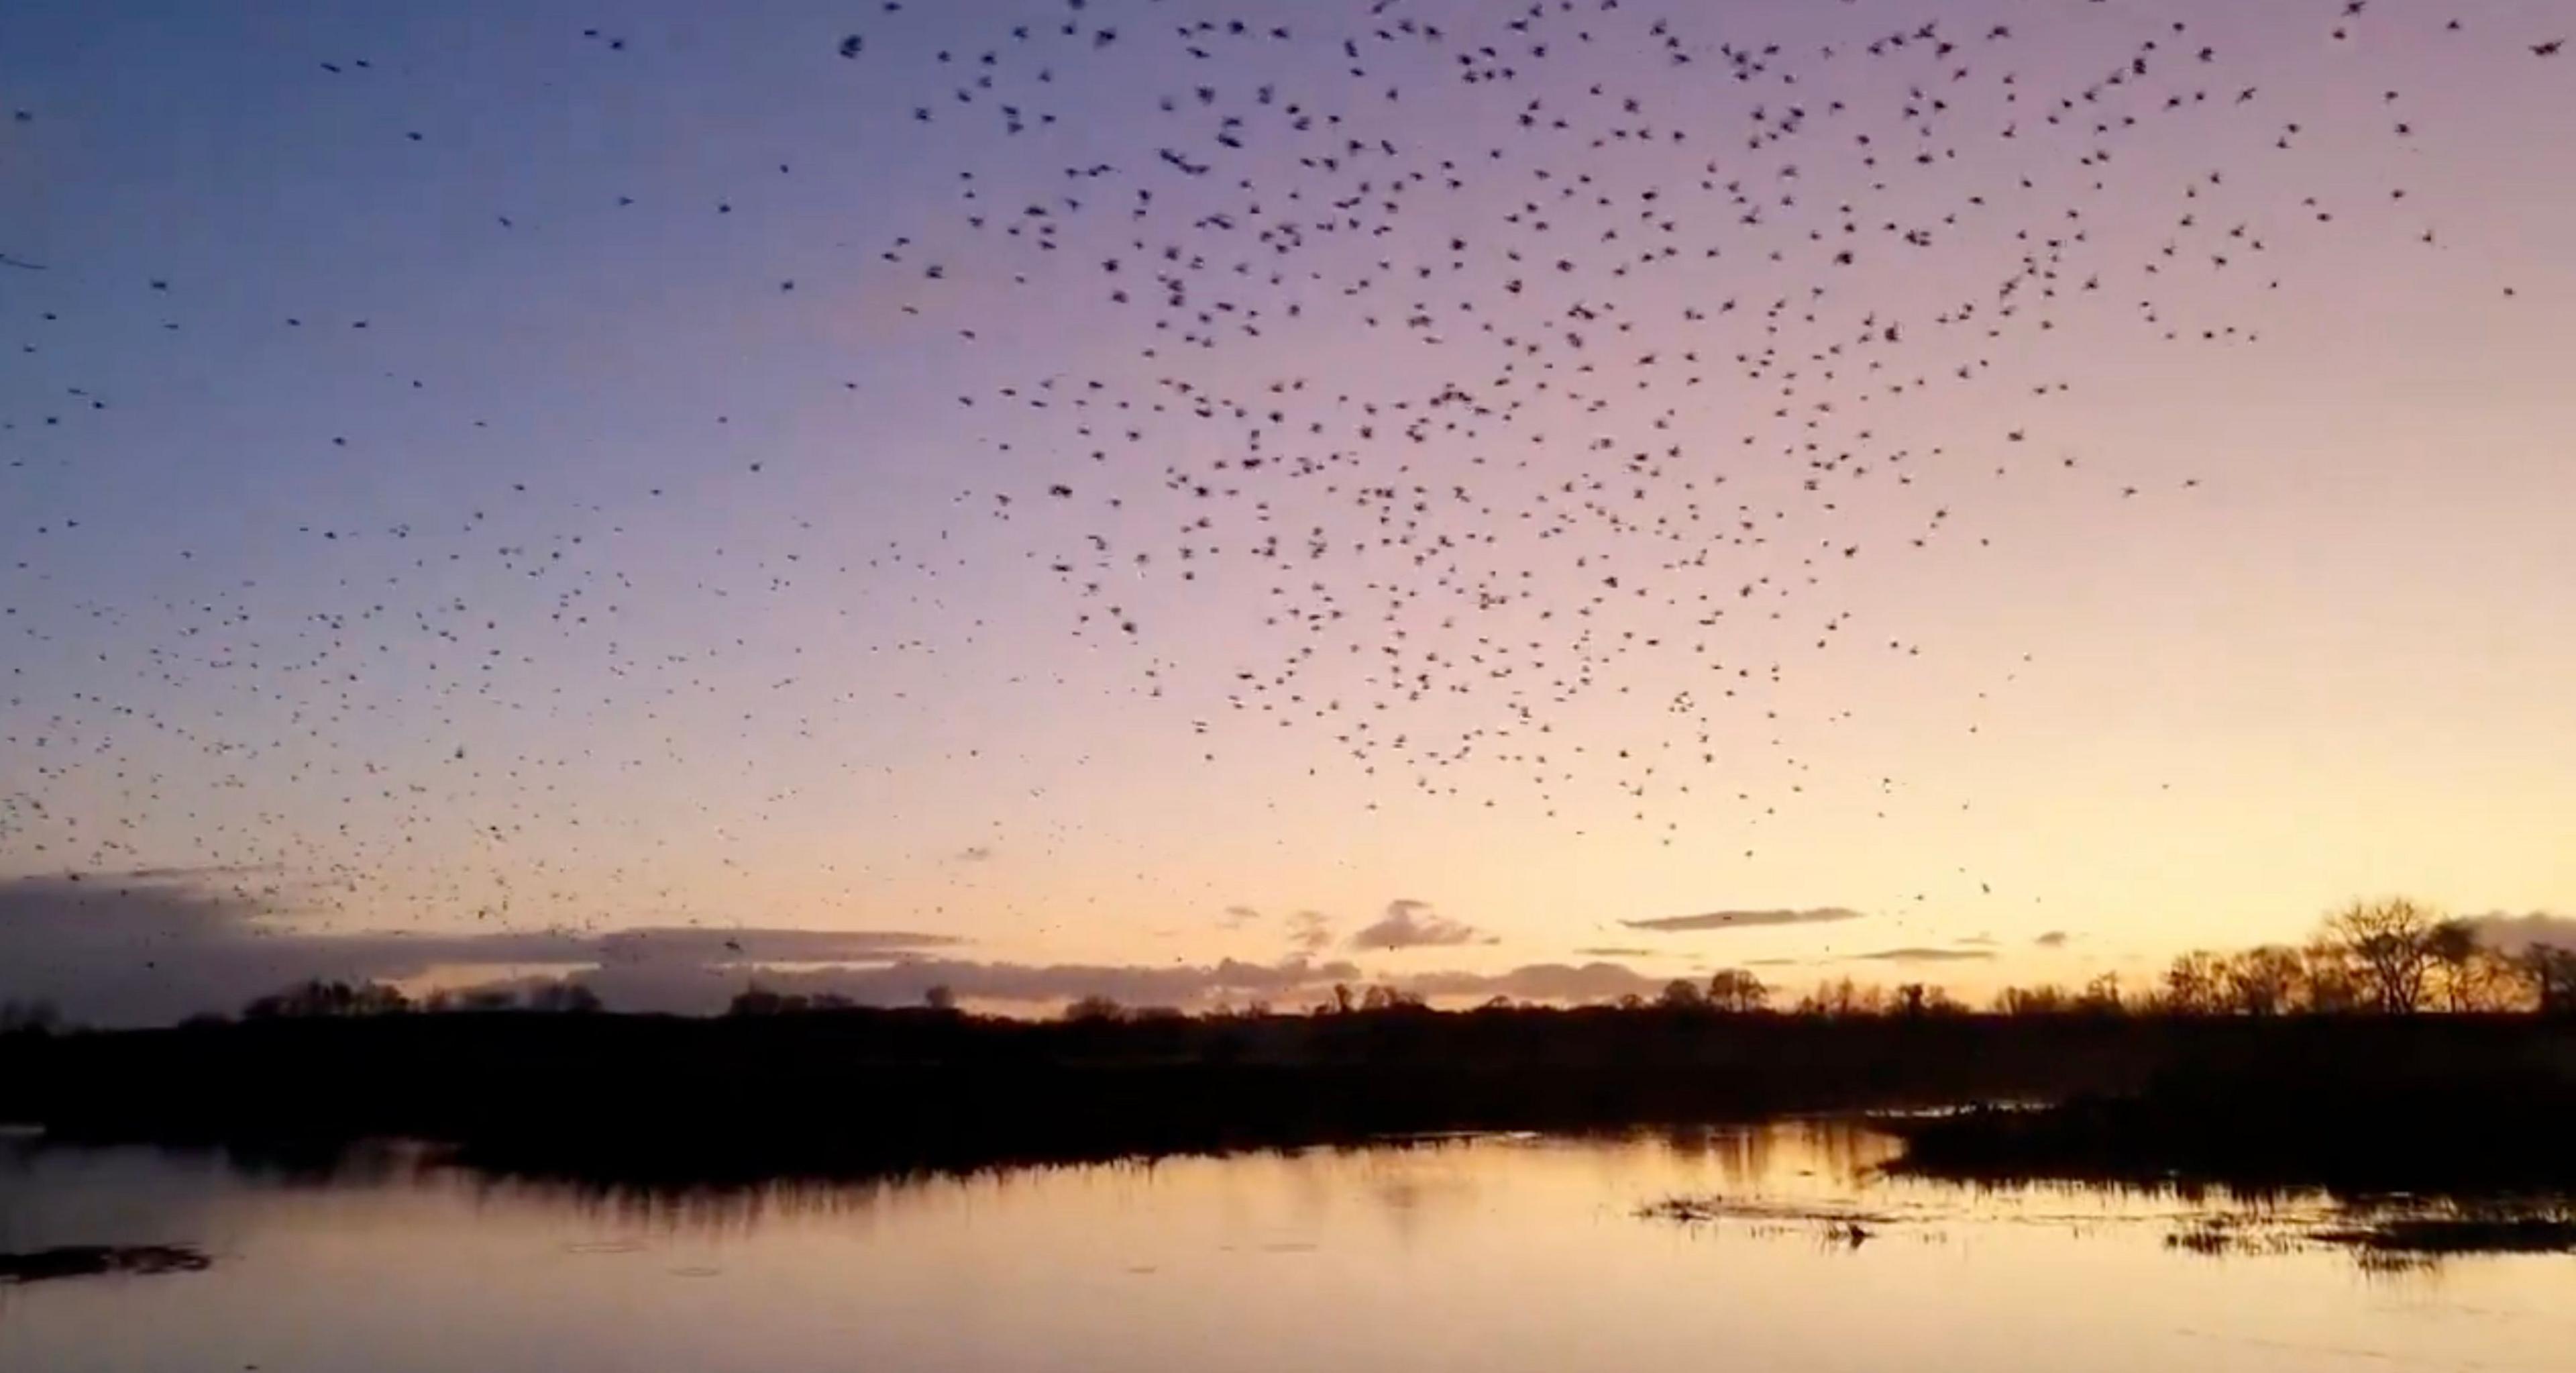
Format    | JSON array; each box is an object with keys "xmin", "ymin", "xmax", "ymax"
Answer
[{"xmin": 6, "ymin": 1121, "xmax": 2575, "ymax": 1372}]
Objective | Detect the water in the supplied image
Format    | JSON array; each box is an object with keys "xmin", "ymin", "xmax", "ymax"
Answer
[{"xmin": 4, "ymin": 1122, "xmax": 2571, "ymax": 1372}]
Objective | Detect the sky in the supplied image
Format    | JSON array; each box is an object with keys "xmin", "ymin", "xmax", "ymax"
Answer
[{"xmin": 3, "ymin": 0, "xmax": 2573, "ymax": 1023}]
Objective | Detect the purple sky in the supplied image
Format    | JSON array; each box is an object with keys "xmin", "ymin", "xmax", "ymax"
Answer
[{"xmin": 3, "ymin": 0, "xmax": 2572, "ymax": 1021}]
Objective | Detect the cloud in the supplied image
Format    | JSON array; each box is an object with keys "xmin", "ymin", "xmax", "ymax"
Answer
[
  {"xmin": 1348, "ymin": 899, "xmax": 1487, "ymax": 951},
  {"xmin": 1849, "ymin": 946, "xmax": 1996, "ymax": 964},
  {"xmin": 953, "ymin": 846, "xmax": 994, "ymax": 863},
  {"xmin": 0, "ymin": 873, "xmax": 960, "ymax": 1027},
  {"xmin": 0, "ymin": 878, "xmax": 1727, "ymax": 1021},
  {"xmin": 1621, "ymin": 907, "xmax": 1865, "ymax": 933},
  {"xmin": 2033, "ymin": 931, "xmax": 2070, "ymax": 948},
  {"xmin": 1286, "ymin": 910, "xmax": 1334, "ymax": 954},
  {"xmin": 1220, "ymin": 905, "xmax": 1263, "ymax": 927},
  {"xmin": 1399, "ymin": 962, "xmax": 1668, "ymax": 1004},
  {"xmin": 1955, "ymin": 933, "xmax": 1998, "ymax": 948},
  {"xmin": 109, "ymin": 864, "xmax": 279, "ymax": 882},
  {"xmin": 582, "ymin": 954, "xmax": 1672, "ymax": 1015},
  {"xmin": 1573, "ymin": 946, "xmax": 1658, "ymax": 958},
  {"xmin": 2460, "ymin": 912, "xmax": 2576, "ymax": 954},
  {"xmin": 588, "ymin": 954, "xmax": 1366, "ymax": 1017},
  {"xmin": 590, "ymin": 927, "xmax": 963, "ymax": 966}
]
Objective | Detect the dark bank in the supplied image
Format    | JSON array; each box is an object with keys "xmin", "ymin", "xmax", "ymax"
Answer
[{"xmin": 7, "ymin": 1002, "xmax": 2573, "ymax": 1192}]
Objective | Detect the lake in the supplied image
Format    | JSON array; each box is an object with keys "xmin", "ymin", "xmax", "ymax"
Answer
[{"xmin": 4, "ymin": 1121, "xmax": 2571, "ymax": 1372}]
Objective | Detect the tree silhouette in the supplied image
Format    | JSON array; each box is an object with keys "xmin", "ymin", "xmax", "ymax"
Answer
[
  {"xmin": 243, "ymin": 979, "xmax": 411, "ymax": 1019},
  {"xmin": 525, "ymin": 981, "xmax": 602, "ymax": 1013},
  {"xmin": 2222, "ymin": 946, "xmax": 2302, "ymax": 1016},
  {"xmin": 0, "ymin": 1000, "xmax": 61, "ymax": 1036},
  {"xmin": 1707, "ymin": 968, "xmax": 1770, "ymax": 1013},
  {"xmin": 2516, "ymin": 945, "xmax": 2576, "ymax": 1017},
  {"xmin": 2325, "ymin": 898, "xmax": 2440, "ymax": 1013},
  {"xmin": 1064, "ymin": 994, "xmax": 1124, "ymax": 1023},
  {"xmin": 2161, "ymin": 953, "xmax": 2226, "ymax": 1014}
]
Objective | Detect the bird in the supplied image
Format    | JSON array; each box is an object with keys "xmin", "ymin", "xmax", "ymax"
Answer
[{"xmin": 2, "ymin": 0, "xmax": 2563, "ymax": 1003}]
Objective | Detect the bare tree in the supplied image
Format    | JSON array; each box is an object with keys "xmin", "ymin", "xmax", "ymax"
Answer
[
  {"xmin": 1359, "ymin": 982, "xmax": 1424, "ymax": 1011},
  {"xmin": 2514, "ymin": 944, "xmax": 2576, "ymax": 1017},
  {"xmin": 2222, "ymin": 946, "xmax": 2302, "ymax": 1015},
  {"xmin": 2076, "ymin": 972, "xmax": 2127, "ymax": 1016},
  {"xmin": 2324, "ymin": 898, "xmax": 2439, "ymax": 1013},
  {"xmin": 244, "ymin": 979, "xmax": 411, "ymax": 1019},
  {"xmin": 526, "ymin": 980, "xmax": 602, "ymax": 1013},
  {"xmin": 0, "ymin": 1000, "xmax": 61, "ymax": 1036},
  {"xmin": 1993, "ymin": 983, "xmax": 2072, "ymax": 1015},
  {"xmin": 2161, "ymin": 952, "xmax": 2226, "ymax": 1014},
  {"xmin": 2298, "ymin": 938, "xmax": 2365, "ymax": 1013},
  {"xmin": 1707, "ymin": 968, "xmax": 1770, "ymax": 1013},
  {"xmin": 1799, "ymin": 978, "xmax": 1885, "ymax": 1018}
]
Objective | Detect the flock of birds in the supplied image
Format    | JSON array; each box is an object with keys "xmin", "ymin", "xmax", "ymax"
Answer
[{"xmin": 0, "ymin": 1, "xmax": 2565, "ymax": 954}]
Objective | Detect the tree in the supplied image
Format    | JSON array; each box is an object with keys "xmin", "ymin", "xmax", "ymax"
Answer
[
  {"xmin": 2514, "ymin": 944, "xmax": 2576, "ymax": 1017},
  {"xmin": 1993, "ymin": 983, "xmax": 2071, "ymax": 1016},
  {"xmin": 1798, "ymin": 978, "xmax": 1884, "ymax": 1018},
  {"xmin": 2422, "ymin": 919, "xmax": 2508, "ymax": 1012},
  {"xmin": 2075, "ymin": 972, "xmax": 2127, "ymax": 1016},
  {"xmin": 2298, "ymin": 938, "xmax": 2365, "ymax": 1013},
  {"xmin": 922, "ymin": 984, "xmax": 959, "ymax": 1013},
  {"xmin": 0, "ymin": 1000, "xmax": 61, "ymax": 1037},
  {"xmin": 1359, "ymin": 982, "xmax": 1424, "ymax": 1012},
  {"xmin": 1063, "ymin": 994, "xmax": 1124, "ymax": 1023},
  {"xmin": 2324, "ymin": 898, "xmax": 2439, "ymax": 1013},
  {"xmin": 525, "ymin": 981, "xmax": 602, "ymax": 1013},
  {"xmin": 2222, "ymin": 946, "xmax": 2302, "ymax": 1016},
  {"xmin": 1658, "ymin": 978, "xmax": 1709, "ymax": 1011},
  {"xmin": 1707, "ymin": 968, "xmax": 1770, "ymax": 1013},
  {"xmin": 2160, "ymin": 952, "xmax": 2226, "ymax": 1015},
  {"xmin": 244, "ymin": 979, "xmax": 411, "ymax": 1019}
]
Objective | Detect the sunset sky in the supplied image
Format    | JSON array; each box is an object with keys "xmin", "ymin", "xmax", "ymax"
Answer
[{"xmin": 3, "ymin": 0, "xmax": 2572, "ymax": 1023}]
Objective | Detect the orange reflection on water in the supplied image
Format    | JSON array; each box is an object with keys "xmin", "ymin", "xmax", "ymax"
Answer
[{"xmin": 5, "ymin": 1122, "xmax": 2574, "ymax": 1372}]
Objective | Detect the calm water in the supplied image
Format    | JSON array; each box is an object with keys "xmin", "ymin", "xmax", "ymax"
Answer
[{"xmin": 4, "ymin": 1122, "xmax": 2571, "ymax": 1372}]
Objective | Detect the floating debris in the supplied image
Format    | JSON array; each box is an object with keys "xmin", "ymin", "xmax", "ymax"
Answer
[{"xmin": 0, "ymin": 1244, "xmax": 211, "ymax": 1285}]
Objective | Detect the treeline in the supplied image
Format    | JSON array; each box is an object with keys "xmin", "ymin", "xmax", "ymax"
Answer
[
  {"xmin": 5, "ymin": 897, "xmax": 2563, "ymax": 1039},
  {"xmin": 747, "ymin": 898, "xmax": 2574, "ymax": 1024},
  {"xmin": 241, "ymin": 978, "xmax": 602, "ymax": 1019},
  {"xmin": 10, "ymin": 995, "xmax": 2573, "ymax": 1189},
  {"xmin": 0, "ymin": 898, "xmax": 2561, "ymax": 1190},
  {"xmin": 2088, "ymin": 899, "xmax": 2573, "ymax": 1017}
]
